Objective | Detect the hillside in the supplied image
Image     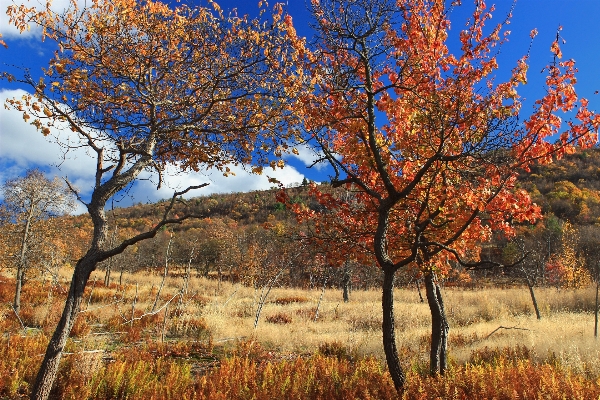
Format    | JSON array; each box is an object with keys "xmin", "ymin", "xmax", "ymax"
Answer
[
  {"xmin": 3, "ymin": 148, "xmax": 600, "ymax": 291},
  {"xmin": 517, "ymin": 147, "xmax": 600, "ymax": 224}
]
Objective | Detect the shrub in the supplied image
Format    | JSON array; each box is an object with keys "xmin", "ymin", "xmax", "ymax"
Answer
[
  {"xmin": 265, "ymin": 312, "xmax": 293, "ymax": 324},
  {"xmin": 274, "ymin": 296, "xmax": 308, "ymax": 305}
]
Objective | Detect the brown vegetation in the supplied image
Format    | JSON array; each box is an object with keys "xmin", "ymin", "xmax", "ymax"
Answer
[{"xmin": 0, "ymin": 267, "xmax": 599, "ymax": 398}]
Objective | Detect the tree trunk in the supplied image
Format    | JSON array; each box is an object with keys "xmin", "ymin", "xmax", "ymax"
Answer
[
  {"xmin": 104, "ymin": 264, "xmax": 111, "ymax": 287},
  {"xmin": 14, "ymin": 204, "xmax": 34, "ymax": 315},
  {"xmin": 595, "ymin": 279, "xmax": 599, "ymax": 338},
  {"xmin": 415, "ymin": 278, "xmax": 424, "ymax": 303},
  {"xmin": 425, "ymin": 272, "xmax": 449, "ymax": 376},
  {"xmin": 382, "ymin": 268, "xmax": 405, "ymax": 392},
  {"xmin": 342, "ymin": 266, "xmax": 350, "ymax": 303},
  {"xmin": 527, "ymin": 281, "xmax": 542, "ymax": 320},
  {"xmin": 30, "ymin": 258, "xmax": 93, "ymax": 400},
  {"xmin": 152, "ymin": 233, "xmax": 172, "ymax": 313},
  {"xmin": 14, "ymin": 265, "xmax": 24, "ymax": 315}
]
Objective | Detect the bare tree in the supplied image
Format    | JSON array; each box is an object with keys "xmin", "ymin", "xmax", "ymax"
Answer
[{"xmin": 1, "ymin": 169, "xmax": 75, "ymax": 315}]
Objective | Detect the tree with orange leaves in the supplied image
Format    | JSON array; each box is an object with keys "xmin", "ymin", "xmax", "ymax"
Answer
[
  {"xmin": 288, "ymin": 0, "xmax": 599, "ymax": 391},
  {"xmin": 4, "ymin": 0, "xmax": 305, "ymax": 398},
  {"xmin": 546, "ymin": 221, "xmax": 592, "ymax": 289}
]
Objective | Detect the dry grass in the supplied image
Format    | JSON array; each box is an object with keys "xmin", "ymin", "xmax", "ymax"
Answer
[
  {"xmin": 71, "ymin": 268, "xmax": 600, "ymax": 376},
  {"xmin": 1, "ymin": 267, "xmax": 600, "ymax": 398}
]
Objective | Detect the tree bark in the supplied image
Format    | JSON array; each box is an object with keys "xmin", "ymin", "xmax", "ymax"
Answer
[
  {"xmin": 425, "ymin": 272, "xmax": 449, "ymax": 376},
  {"xmin": 103, "ymin": 263, "xmax": 111, "ymax": 287},
  {"xmin": 595, "ymin": 279, "xmax": 599, "ymax": 338},
  {"xmin": 14, "ymin": 203, "xmax": 34, "ymax": 315},
  {"xmin": 30, "ymin": 256, "xmax": 94, "ymax": 400},
  {"xmin": 382, "ymin": 268, "xmax": 405, "ymax": 392},
  {"xmin": 527, "ymin": 281, "xmax": 542, "ymax": 320},
  {"xmin": 342, "ymin": 264, "xmax": 351, "ymax": 303},
  {"xmin": 14, "ymin": 266, "xmax": 24, "ymax": 316}
]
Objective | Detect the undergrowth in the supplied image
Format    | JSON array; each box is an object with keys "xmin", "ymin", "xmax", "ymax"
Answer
[{"xmin": 2, "ymin": 335, "xmax": 600, "ymax": 399}]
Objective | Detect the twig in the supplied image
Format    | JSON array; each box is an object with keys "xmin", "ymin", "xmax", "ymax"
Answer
[
  {"xmin": 485, "ymin": 325, "xmax": 531, "ymax": 340},
  {"xmin": 222, "ymin": 286, "xmax": 239, "ymax": 308},
  {"xmin": 254, "ymin": 268, "xmax": 285, "ymax": 329}
]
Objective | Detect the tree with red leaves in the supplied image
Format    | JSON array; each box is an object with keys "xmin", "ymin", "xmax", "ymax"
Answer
[{"xmin": 287, "ymin": 0, "xmax": 599, "ymax": 391}]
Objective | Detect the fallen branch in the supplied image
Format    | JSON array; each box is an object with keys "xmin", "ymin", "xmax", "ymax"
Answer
[
  {"xmin": 62, "ymin": 349, "xmax": 105, "ymax": 355},
  {"xmin": 122, "ymin": 290, "xmax": 182, "ymax": 326},
  {"xmin": 485, "ymin": 325, "xmax": 531, "ymax": 340},
  {"xmin": 79, "ymin": 299, "xmax": 123, "ymax": 314}
]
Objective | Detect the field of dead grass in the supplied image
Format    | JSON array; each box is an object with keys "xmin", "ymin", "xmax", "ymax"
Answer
[{"xmin": 1, "ymin": 267, "xmax": 599, "ymax": 398}]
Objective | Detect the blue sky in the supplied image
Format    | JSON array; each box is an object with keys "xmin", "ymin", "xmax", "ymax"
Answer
[{"xmin": 1, "ymin": 0, "xmax": 599, "ymax": 212}]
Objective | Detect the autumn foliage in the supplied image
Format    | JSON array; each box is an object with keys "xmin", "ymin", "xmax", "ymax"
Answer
[
  {"xmin": 292, "ymin": 0, "xmax": 599, "ymax": 275},
  {"xmin": 6, "ymin": 0, "xmax": 306, "ymax": 173},
  {"xmin": 277, "ymin": 0, "xmax": 600, "ymax": 391}
]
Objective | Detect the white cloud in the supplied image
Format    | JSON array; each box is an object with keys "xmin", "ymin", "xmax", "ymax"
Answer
[
  {"xmin": 0, "ymin": 88, "xmax": 98, "ymax": 191},
  {"xmin": 285, "ymin": 141, "xmax": 330, "ymax": 171},
  {"xmin": 131, "ymin": 163, "xmax": 305, "ymax": 205},
  {"xmin": 0, "ymin": 89, "xmax": 306, "ymax": 213}
]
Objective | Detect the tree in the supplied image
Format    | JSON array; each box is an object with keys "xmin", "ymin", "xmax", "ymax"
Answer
[
  {"xmin": 290, "ymin": 0, "xmax": 598, "ymax": 392},
  {"xmin": 4, "ymin": 0, "xmax": 305, "ymax": 398},
  {"xmin": 546, "ymin": 221, "xmax": 592, "ymax": 289},
  {"xmin": 1, "ymin": 169, "xmax": 75, "ymax": 315},
  {"xmin": 578, "ymin": 224, "xmax": 600, "ymax": 336}
]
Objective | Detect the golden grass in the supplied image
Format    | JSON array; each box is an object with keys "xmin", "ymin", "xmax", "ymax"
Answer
[{"xmin": 1, "ymin": 267, "xmax": 600, "ymax": 398}]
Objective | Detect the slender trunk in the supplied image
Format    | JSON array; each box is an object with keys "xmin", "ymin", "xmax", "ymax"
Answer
[
  {"xmin": 382, "ymin": 268, "xmax": 405, "ymax": 392},
  {"xmin": 314, "ymin": 274, "xmax": 328, "ymax": 322},
  {"xmin": 152, "ymin": 233, "xmax": 172, "ymax": 313},
  {"xmin": 595, "ymin": 279, "xmax": 599, "ymax": 338},
  {"xmin": 30, "ymin": 257, "xmax": 93, "ymax": 400},
  {"xmin": 415, "ymin": 278, "xmax": 424, "ymax": 303},
  {"xmin": 119, "ymin": 265, "xmax": 124, "ymax": 286},
  {"xmin": 425, "ymin": 272, "xmax": 449, "ymax": 376},
  {"xmin": 218, "ymin": 267, "xmax": 222, "ymax": 292},
  {"xmin": 104, "ymin": 264, "xmax": 111, "ymax": 287},
  {"xmin": 183, "ymin": 244, "xmax": 195, "ymax": 296},
  {"xmin": 14, "ymin": 204, "xmax": 34, "ymax": 315},
  {"xmin": 437, "ymin": 282, "xmax": 449, "ymax": 373},
  {"xmin": 14, "ymin": 266, "xmax": 24, "ymax": 315},
  {"xmin": 342, "ymin": 267, "xmax": 350, "ymax": 303},
  {"xmin": 527, "ymin": 281, "xmax": 542, "ymax": 320},
  {"xmin": 253, "ymin": 269, "xmax": 284, "ymax": 329}
]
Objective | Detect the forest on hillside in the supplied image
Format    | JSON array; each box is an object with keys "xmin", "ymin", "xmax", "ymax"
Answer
[{"xmin": 3, "ymin": 147, "xmax": 600, "ymax": 295}]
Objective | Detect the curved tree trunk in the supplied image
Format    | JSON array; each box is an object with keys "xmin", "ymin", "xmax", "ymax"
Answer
[
  {"xmin": 425, "ymin": 272, "xmax": 449, "ymax": 376},
  {"xmin": 382, "ymin": 268, "xmax": 406, "ymax": 392},
  {"xmin": 30, "ymin": 256, "xmax": 95, "ymax": 400}
]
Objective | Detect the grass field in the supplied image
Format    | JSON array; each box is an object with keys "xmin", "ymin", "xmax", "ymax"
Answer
[{"xmin": 1, "ymin": 267, "xmax": 599, "ymax": 399}]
